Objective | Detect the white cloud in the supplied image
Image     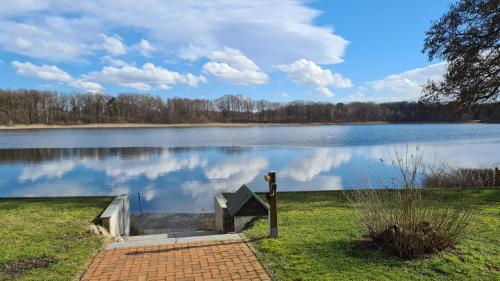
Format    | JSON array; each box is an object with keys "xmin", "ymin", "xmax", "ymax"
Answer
[
  {"xmin": 0, "ymin": 1, "xmax": 50, "ymax": 17},
  {"xmin": 315, "ymin": 87, "xmax": 334, "ymax": 98},
  {"xmin": 84, "ymin": 62, "xmax": 206, "ymax": 91},
  {"xmin": 0, "ymin": 1, "xmax": 348, "ymax": 65},
  {"xmin": 281, "ymin": 92, "xmax": 290, "ymax": 98},
  {"xmin": 100, "ymin": 34, "xmax": 127, "ymax": 56},
  {"xmin": 12, "ymin": 61, "xmax": 103, "ymax": 93},
  {"xmin": 100, "ymin": 55, "xmax": 129, "ymax": 67},
  {"xmin": 11, "ymin": 59, "xmax": 204, "ymax": 93},
  {"xmin": 12, "ymin": 61, "xmax": 72, "ymax": 82},
  {"xmin": 184, "ymin": 73, "xmax": 208, "ymax": 87},
  {"xmin": 137, "ymin": 39, "xmax": 154, "ymax": 57},
  {"xmin": 15, "ymin": 37, "xmax": 33, "ymax": 49},
  {"xmin": 276, "ymin": 59, "xmax": 351, "ymax": 98},
  {"xmin": 203, "ymin": 62, "xmax": 268, "ymax": 85},
  {"xmin": 0, "ymin": 19, "xmax": 97, "ymax": 62},
  {"xmin": 209, "ymin": 48, "xmax": 261, "ymax": 71},
  {"xmin": 276, "ymin": 59, "xmax": 352, "ymax": 88},
  {"xmin": 203, "ymin": 48, "xmax": 269, "ymax": 85},
  {"xmin": 340, "ymin": 89, "xmax": 367, "ymax": 103},
  {"xmin": 365, "ymin": 62, "xmax": 446, "ymax": 102},
  {"xmin": 68, "ymin": 79, "xmax": 104, "ymax": 93}
]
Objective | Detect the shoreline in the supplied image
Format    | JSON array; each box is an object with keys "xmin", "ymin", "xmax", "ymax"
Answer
[
  {"xmin": 0, "ymin": 122, "xmax": 387, "ymax": 130},
  {"xmin": 0, "ymin": 121, "xmax": 487, "ymax": 130}
]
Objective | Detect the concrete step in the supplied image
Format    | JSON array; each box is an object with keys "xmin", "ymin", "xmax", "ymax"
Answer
[
  {"xmin": 131, "ymin": 213, "xmax": 215, "ymax": 235},
  {"xmin": 139, "ymin": 228, "xmax": 217, "ymax": 235},
  {"xmin": 106, "ymin": 232, "xmax": 242, "ymax": 250},
  {"xmin": 126, "ymin": 231, "xmax": 219, "ymax": 241}
]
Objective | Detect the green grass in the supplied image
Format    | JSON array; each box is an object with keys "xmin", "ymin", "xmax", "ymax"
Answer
[
  {"xmin": 245, "ymin": 189, "xmax": 500, "ymax": 281},
  {"xmin": 0, "ymin": 197, "xmax": 112, "ymax": 281}
]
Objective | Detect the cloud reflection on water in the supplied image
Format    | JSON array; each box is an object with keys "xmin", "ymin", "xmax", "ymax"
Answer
[
  {"xmin": 86, "ymin": 153, "xmax": 208, "ymax": 181},
  {"xmin": 281, "ymin": 148, "xmax": 351, "ymax": 181},
  {"xmin": 0, "ymin": 140, "xmax": 499, "ymax": 212},
  {"xmin": 19, "ymin": 160, "xmax": 77, "ymax": 182},
  {"xmin": 10, "ymin": 181, "xmax": 104, "ymax": 197},
  {"xmin": 363, "ymin": 140, "xmax": 500, "ymax": 168},
  {"xmin": 182, "ymin": 156, "xmax": 269, "ymax": 197}
]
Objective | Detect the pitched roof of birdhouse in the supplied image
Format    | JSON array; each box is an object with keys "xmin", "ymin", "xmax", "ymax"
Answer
[{"xmin": 227, "ymin": 185, "xmax": 269, "ymax": 217}]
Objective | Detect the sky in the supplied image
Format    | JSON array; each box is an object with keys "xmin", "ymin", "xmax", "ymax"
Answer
[{"xmin": 0, "ymin": 0, "xmax": 455, "ymax": 103}]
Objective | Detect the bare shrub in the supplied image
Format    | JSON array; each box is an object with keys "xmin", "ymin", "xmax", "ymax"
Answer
[
  {"xmin": 346, "ymin": 146, "xmax": 477, "ymax": 259},
  {"xmin": 423, "ymin": 166, "xmax": 495, "ymax": 188}
]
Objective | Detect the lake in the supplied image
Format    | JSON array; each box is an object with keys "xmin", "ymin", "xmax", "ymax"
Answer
[{"xmin": 0, "ymin": 124, "xmax": 499, "ymax": 213}]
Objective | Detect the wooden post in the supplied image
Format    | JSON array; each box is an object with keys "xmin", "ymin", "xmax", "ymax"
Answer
[
  {"xmin": 495, "ymin": 167, "xmax": 500, "ymax": 187},
  {"xmin": 265, "ymin": 171, "xmax": 278, "ymax": 238}
]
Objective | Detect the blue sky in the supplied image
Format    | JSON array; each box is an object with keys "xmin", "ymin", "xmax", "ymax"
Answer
[{"xmin": 0, "ymin": 0, "xmax": 453, "ymax": 102}]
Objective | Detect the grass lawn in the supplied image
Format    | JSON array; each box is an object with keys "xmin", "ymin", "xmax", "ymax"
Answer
[
  {"xmin": 0, "ymin": 197, "xmax": 112, "ymax": 281},
  {"xmin": 245, "ymin": 189, "xmax": 500, "ymax": 281}
]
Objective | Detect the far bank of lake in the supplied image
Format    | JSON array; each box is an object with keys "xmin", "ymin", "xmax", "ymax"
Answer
[
  {"xmin": 0, "ymin": 121, "xmax": 391, "ymax": 130},
  {"xmin": 1, "ymin": 120, "xmax": 493, "ymax": 131}
]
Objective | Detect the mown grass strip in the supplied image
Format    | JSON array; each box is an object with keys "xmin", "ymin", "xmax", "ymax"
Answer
[{"xmin": 0, "ymin": 197, "xmax": 112, "ymax": 281}]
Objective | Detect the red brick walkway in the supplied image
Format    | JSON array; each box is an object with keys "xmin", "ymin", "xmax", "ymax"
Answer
[{"xmin": 81, "ymin": 239, "xmax": 271, "ymax": 281}]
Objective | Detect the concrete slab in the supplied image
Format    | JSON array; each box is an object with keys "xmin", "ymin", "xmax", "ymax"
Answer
[
  {"xmin": 106, "ymin": 236, "xmax": 176, "ymax": 249},
  {"xmin": 177, "ymin": 233, "xmax": 241, "ymax": 243},
  {"xmin": 172, "ymin": 230, "xmax": 219, "ymax": 238},
  {"xmin": 125, "ymin": 233, "xmax": 171, "ymax": 242}
]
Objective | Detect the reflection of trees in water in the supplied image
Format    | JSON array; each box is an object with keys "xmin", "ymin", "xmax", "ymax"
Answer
[
  {"xmin": 0, "ymin": 147, "xmax": 163, "ymax": 164},
  {"xmin": 167, "ymin": 146, "xmax": 252, "ymax": 154},
  {"xmin": 0, "ymin": 146, "xmax": 254, "ymax": 164}
]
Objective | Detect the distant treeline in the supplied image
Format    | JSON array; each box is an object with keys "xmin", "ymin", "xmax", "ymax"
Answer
[{"xmin": 1, "ymin": 89, "xmax": 499, "ymax": 125}]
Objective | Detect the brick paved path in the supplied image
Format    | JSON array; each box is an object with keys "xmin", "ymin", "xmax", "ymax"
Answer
[{"xmin": 81, "ymin": 239, "xmax": 271, "ymax": 281}]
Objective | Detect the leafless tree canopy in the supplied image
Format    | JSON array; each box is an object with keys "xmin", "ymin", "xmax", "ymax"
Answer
[
  {"xmin": 0, "ymin": 89, "xmax": 499, "ymax": 125},
  {"xmin": 422, "ymin": 0, "xmax": 500, "ymax": 106}
]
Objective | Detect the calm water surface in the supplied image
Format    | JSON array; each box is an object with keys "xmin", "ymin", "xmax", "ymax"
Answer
[{"xmin": 0, "ymin": 124, "xmax": 499, "ymax": 212}]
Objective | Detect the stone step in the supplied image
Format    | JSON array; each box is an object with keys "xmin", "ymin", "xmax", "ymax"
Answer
[
  {"xmin": 106, "ymin": 233, "xmax": 241, "ymax": 250},
  {"xmin": 130, "ymin": 213, "xmax": 215, "ymax": 235},
  {"xmin": 126, "ymin": 231, "xmax": 219, "ymax": 241}
]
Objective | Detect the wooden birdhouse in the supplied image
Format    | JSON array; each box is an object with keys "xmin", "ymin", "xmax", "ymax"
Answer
[{"xmin": 214, "ymin": 185, "xmax": 269, "ymax": 233}]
